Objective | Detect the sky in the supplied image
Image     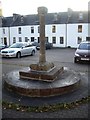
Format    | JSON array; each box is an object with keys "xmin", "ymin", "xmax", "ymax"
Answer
[{"xmin": 0, "ymin": 0, "xmax": 90, "ymax": 17}]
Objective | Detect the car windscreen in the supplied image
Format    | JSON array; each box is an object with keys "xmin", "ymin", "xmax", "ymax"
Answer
[
  {"xmin": 78, "ymin": 43, "xmax": 90, "ymax": 50},
  {"xmin": 10, "ymin": 43, "xmax": 24, "ymax": 48}
]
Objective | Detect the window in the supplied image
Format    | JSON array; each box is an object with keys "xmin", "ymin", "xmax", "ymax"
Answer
[
  {"xmin": 3, "ymin": 28, "xmax": 5, "ymax": 34},
  {"xmin": 45, "ymin": 37, "xmax": 48, "ymax": 42},
  {"xmin": 31, "ymin": 27, "xmax": 34, "ymax": 33},
  {"xmin": 78, "ymin": 25, "xmax": 82, "ymax": 33},
  {"xmin": 79, "ymin": 13, "xmax": 83, "ymax": 20},
  {"xmin": 52, "ymin": 37, "xmax": 56, "ymax": 44},
  {"xmin": 21, "ymin": 16, "xmax": 24, "ymax": 23},
  {"xmin": 18, "ymin": 27, "xmax": 21, "ymax": 34},
  {"xmin": 77, "ymin": 37, "xmax": 82, "ymax": 44},
  {"xmin": 31, "ymin": 37, "xmax": 34, "ymax": 42},
  {"xmin": 60, "ymin": 37, "xmax": 64, "ymax": 44},
  {"xmin": 52, "ymin": 25, "xmax": 56, "ymax": 33},
  {"xmin": 86, "ymin": 37, "xmax": 90, "ymax": 41},
  {"xmin": 38, "ymin": 26, "xmax": 40, "ymax": 33},
  {"xmin": 19, "ymin": 37, "xmax": 22, "ymax": 42},
  {"xmin": 4, "ymin": 37, "xmax": 7, "ymax": 45},
  {"xmin": 25, "ymin": 37, "xmax": 29, "ymax": 42},
  {"xmin": 38, "ymin": 37, "xmax": 40, "ymax": 43},
  {"xmin": 13, "ymin": 37, "xmax": 16, "ymax": 43}
]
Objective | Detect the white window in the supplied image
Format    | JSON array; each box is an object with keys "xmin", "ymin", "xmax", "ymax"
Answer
[
  {"xmin": 25, "ymin": 37, "xmax": 28, "ymax": 42},
  {"xmin": 77, "ymin": 37, "xmax": 82, "ymax": 44},
  {"xmin": 79, "ymin": 13, "xmax": 83, "ymax": 20},
  {"xmin": 13, "ymin": 37, "xmax": 16, "ymax": 43},
  {"xmin": 18, "ymin": 27, "xmax": 21, "ymax": 34},
  {"xmin": 52, "ymin": 25, "xmax": 56, "ymax": 33},
  {"xmin": 52, "ymin": 37, "xmax": 56, "ymax": 44},
  {"xmin": 31, "ymin": 37, "xmax": 34, "ymax": 42},
  {"xmin": 78, "ymin": 25, "xmax": 82, "ymax": 33},
  {"xmin": 3, "ymin": 28, "xmax": 5, "ymax": 34},
  {"xmin": 31, "ymin": 27, "xmax": 34, "ymax": 33},
  {"xmin": 19, "ymin": 37, "xmax": 22, "ymax": 42},
  {"xmin": 60, "ymin": 37, "xmax": 64, "ymax": 44}
]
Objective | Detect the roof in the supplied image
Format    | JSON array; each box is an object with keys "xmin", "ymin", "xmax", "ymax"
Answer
[
  {"xmin": 2, "ymin": 16, "xmax": 12, "ymax": 27},
  {"xmin": 2, "ymin": 11, "xmax": 88, "ymax": 27}
]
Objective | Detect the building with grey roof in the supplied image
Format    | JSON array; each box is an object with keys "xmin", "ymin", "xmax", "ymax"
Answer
[{"xmin": 0, "ymin": 9, "xmax": 89, "ymax": 48}]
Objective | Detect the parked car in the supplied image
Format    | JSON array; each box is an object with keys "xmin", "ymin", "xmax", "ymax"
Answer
[
  {"xmin": 31, "ymin": 42, "xmax": 39, "ymax": 50},
  {"xmin": 0, "ymin": 44, "xmax": 8, "ymax": 51},
  {"xmin": 0, "ymin": 42, "xmax": 36, "ymax": 58},
  {"xmin": 36, "ymin": 41, "xmax": 53, "ymax": 50},
  {"xmin": 74, "ymin": 41, "xmax": 90, "ymax": 63}
]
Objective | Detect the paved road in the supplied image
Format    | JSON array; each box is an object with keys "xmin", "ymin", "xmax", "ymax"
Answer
[
  {"xmin": 1, "ymin": 48, "xmax": 89, "ymax": 72},
  {"xmin": 1, "ymin": 48, "xmax": 89, "ymax": 119}
]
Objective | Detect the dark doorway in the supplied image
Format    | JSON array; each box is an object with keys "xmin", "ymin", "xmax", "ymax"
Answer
[{"xmin": 4, "ymin": 37, "xmax": 7, "ymax": 45}]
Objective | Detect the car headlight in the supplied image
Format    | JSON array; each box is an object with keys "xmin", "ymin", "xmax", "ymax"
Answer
[
  {"xmin": 75, "ymin": 53, "xmax": 80, "ymax": 57},
  {"xmin": 9, "ymin": 50, "xmax": 15, "ymax": 53}
]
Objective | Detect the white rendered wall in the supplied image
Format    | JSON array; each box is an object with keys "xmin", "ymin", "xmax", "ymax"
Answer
[{"xmin": 67, "ymin": 23, "xmax": 88, "ymax": 48}]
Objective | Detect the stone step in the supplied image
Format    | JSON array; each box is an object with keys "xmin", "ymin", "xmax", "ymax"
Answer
[{"xmin": 19, "ymin": 67, "xmax": 64, "ymax": 82}]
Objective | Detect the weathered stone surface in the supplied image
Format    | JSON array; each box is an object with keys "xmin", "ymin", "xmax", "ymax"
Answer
[
  {"xmin": 4, "ymin": 67, "xmax": 81, "ymax": 97},
  {"xmin": 30, "ymin": 62, "xmax": 54, "ymax": 71},
  {"xmin": 19, "ymin": 66, "xmax": 64, "ymax": 82}
]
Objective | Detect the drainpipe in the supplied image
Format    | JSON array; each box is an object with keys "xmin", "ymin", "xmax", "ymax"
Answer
[
  {"xmin": 8, "ymin": 27, "xmax": 10, "ymax": 46},
  {"xmin": 66, "ymin": 15, "xmax": 70, "ymax": 48},
  {"xmin": 65, "ymin": 23, "xmax": 67, "ymax": 47}
]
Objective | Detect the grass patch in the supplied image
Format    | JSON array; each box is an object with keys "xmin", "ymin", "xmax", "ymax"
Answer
[{"xmin": 2, "ymin": 96, "xmax": 90, "ymax": 113}]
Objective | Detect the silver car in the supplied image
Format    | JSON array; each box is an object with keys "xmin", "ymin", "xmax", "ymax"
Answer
[
  {"xmin": 74, "ymin": 41, "xmax": 90, "ymax": 63},
  {"xmin": 0, "ymin": 42, "xmax": 36, "ymax": 58}
]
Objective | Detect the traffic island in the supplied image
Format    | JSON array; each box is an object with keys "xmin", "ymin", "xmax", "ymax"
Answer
[{"xmin": 4, "ymin": 67, "xmax": 81, "ymax": 97}]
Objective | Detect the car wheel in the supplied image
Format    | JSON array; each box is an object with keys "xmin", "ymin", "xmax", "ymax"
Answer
[
  {"xmin": 16, "ymin": 52, "xmax": 21, "ymax": 58},
  {"xmin": 31, "ymin": 50, "xmax": 35, "ymax": 56}
]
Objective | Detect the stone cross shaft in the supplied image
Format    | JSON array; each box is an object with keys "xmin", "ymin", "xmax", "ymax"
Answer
[{"xmin": 38, "ymin": 7, "xmax": 48, "ymax": 64}]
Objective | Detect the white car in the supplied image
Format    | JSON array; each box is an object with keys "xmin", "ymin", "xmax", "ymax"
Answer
[{"xmin": 0, "ymin": 42, "xmax": 36, "ymax": 58}]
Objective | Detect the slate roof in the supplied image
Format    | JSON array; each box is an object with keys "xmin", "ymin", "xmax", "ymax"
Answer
[
  {"xmin": 2, "ymin": 16, "xmax": 13, "ymax": 27},
  {"xmin": 2, "ymin": 11, "xmax": 88, "ymax": 27}
]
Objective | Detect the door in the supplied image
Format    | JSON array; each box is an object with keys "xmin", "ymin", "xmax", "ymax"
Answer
[{"xmin": 4, "ymin": 37, "xmax": 7, "ymax": 45}]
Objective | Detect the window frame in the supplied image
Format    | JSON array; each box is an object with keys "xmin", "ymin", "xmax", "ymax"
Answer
[
  {"xmin": 31, "ymin": 27, "xmax": 34, "ymax": 33},
  {"xmin": 18, "ymin": 27, "xmax": 22, "ymax": 34},
  {"xmin": 52, "ymin": 25, "xmax": 56, "ymax": 33},
  {"xmin": 13, "ymin": 37, "xmax": 16, "ymax": 43},
  {"xmin": 77, "ymin": 37, "xmax": 82, "ymax": 44},
  {"xmin": 78, "ymin": 25, "xmax": 82, "ymax": 33},
  {"xmin": 60, "ymin": 37, "xmax": 64, "ymax": 44},
  {"xmin": 52, "ymin": 37, "xmax": 56, "ymax": 44},
  {"xmin": 19, "ymin": 37, "xmax": 22, "ymax": 42}
]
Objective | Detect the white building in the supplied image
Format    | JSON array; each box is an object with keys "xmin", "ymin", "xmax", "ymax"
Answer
[{"xmin": 0, "ymin": 9, "xmax": 89, "ymax": 48}]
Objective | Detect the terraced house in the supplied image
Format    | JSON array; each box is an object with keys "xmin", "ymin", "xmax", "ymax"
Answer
[{"xmin": 0, "ymin": 8, "xmax": 89, "ymax": 48}]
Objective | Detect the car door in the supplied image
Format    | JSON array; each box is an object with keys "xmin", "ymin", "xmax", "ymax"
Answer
[
  {"xmin": 23, "ymin": 44, "xmax": 32, "ymax": 55},
  {"xmin": 20, "ymin": 43, "xmax": 28, "ymax": 56},
  {"xmin": 25, "ymin": 44, "xmax": 33, "ymax": 55}
]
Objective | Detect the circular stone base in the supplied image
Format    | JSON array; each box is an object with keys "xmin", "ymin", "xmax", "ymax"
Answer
[{"xmin": 4, "ymin": 67, "xmax": 81, "ymax": 97}]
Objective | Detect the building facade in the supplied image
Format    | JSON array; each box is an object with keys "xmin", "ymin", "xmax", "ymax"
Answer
[{"xmin": 0, "ymin": 9, "xmax": 89, "ymax": 48}]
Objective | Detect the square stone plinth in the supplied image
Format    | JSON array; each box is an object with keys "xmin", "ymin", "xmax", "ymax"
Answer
[
  {"xmin": 19, "ymin": 66, "xmax": 64, "ymax": 82},
  {"xmin": 30, "ymin": 62, "xmax": 54, "ymax": 71}
]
